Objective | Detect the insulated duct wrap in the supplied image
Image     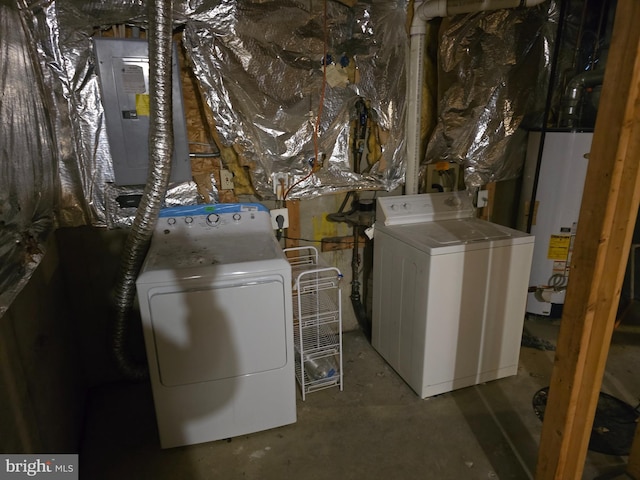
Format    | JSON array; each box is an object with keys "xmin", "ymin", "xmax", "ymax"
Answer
[
  {"xmin": 0, "ymin": 3, "xmax": 56, "ymax": 314},
  {"xmin": 2, "ymin": 0, "xmax": 561, "ymax": 312},
  {"xmin": 111, "ymin": 0, "xmax": 175, "ymax": 379},
  {"xmin": 424, "ymin": 1, "xmax": 557, "ymax": 188},
  {"xmin": 13, "ymin": 0, "xmax": 408, "ymax": 231},
  {"xmin": 183, "ymin": 0, "xmax": 408, "ymax": 199}
]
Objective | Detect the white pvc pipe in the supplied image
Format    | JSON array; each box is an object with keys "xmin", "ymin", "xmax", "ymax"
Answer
[
  {"xmin": 405, "ymin": 21, "xmax": 427, "ymax": 196},
  {"xmin": 418, "ymin": 0, "xmax": 546, "ymax": 20},
  {"xmin": 404, "ymin": 0, "xmax": 546, "ymax": 195}
]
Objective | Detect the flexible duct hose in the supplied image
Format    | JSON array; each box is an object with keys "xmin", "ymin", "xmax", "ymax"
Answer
[{"xmin": 111, "ymin": 0, "xmax": 175, "ymax": 380}]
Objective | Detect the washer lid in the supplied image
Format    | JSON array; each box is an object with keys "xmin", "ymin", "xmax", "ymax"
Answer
[
  {"xmin": 383, "ymin": 218, "xmax": 533, "ymax": 254},
  {"xmin": 423, "ymin": 218, "xmax": 513, "ymax": 245}
]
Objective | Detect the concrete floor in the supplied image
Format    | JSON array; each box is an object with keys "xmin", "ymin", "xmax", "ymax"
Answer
[{"xmin": 79, "ymin": 314, "xmax": 640, "ymax": 480}]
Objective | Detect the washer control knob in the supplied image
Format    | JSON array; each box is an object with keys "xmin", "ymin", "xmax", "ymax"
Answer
[
  {"xmin": 206, "ymin": 213, "xmax": 221, "ymax": 226},
  {"xmin": 232, "ymin": 213, "xmax": 241, "ymax": 222},
  {"xmin": 167, "ymin": 217, "xmax": 177, "ymax": 225},
  {"xmin": 185, "ymin": 216, "xmax": 194, "ymax": 224}
]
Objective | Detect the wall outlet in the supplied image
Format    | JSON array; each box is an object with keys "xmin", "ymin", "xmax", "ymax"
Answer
[
  {"xmin": 220, "ymin": 169, "xmax": 234, "ymax": 190},
  {"xmin": 477, "ymin": 189, "xmax": 489, "ymax": 208},
  {"xmin": 272, "ymin": 173, "xmax": 290, "ymax": 200},
  {"xmin": 270, "ymin": 208, "xmax": 289, "ymax": 230}
]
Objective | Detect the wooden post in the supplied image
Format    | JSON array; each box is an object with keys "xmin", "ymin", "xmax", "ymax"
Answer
[
  {"xmin": 535, "ymin": 0, "xmax": 640, "ymax": 478},
  {"xmin": 628, "ymin": 422, "xmax": 640, "ymax": 479},
  {"xmin": 284, "ymin": 200, "xmax": 301, "ymax": 249},
  {"xmin": 478, "ymin": 182, "xmax": 495, "ymax": 221}
]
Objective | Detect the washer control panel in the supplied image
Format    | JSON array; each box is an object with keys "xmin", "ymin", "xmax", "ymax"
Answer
[{"xmin": 376, "ymin": 192, "xmax": 474, "ymax": 226}]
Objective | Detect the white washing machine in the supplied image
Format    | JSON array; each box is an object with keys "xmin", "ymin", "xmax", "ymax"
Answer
[
  {"xmin": 136, "ymin": 203, "xmax": 296, "ymax": 448},
  {"xmin": 372, "ymin": 192, "xmax": 534, "ymax": 399}
]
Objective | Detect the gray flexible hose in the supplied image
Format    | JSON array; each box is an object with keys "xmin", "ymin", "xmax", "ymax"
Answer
[{"xmin": 111, "ymin": 0, "xmax": 175, "ymax": 380}]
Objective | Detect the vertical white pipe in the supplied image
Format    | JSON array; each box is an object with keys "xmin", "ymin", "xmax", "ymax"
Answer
[
  {"xmin": 418, "ymin": 0, "xmax": 546, "ymax": 19},
  {"xmin": 405, "ymin": 27, "xmax": 426, "ymax": 195}
]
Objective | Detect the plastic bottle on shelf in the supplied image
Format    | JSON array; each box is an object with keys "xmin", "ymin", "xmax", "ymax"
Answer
[
  {"xmin": 295, "ymin": 345, "xmax": 338, "ymax": 381},
  {"xmin": 304, "ymin": 354, "xmax": 338, "ymax": 381}
]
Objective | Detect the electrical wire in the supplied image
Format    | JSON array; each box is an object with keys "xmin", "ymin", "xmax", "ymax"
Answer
[
  {"xmin": 526, "ymin": 0, "xmax": 568, "ymax": 233},
  {"xmin": 188, "ymin": 141, "xmax": 218, "ymax": 148},
  {"xmin": 283, "ymin": 0, "xmax": 328, "ymax": 201}
]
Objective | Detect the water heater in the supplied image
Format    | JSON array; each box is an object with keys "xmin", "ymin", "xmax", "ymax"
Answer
[{"xmin": 519, "ymin": 130, "xmax": 592, "ymax": 316}]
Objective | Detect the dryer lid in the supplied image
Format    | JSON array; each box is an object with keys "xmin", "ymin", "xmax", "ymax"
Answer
[{"xmin": 143, "ymin": 232, "xmax": 284, "ymax": 271}]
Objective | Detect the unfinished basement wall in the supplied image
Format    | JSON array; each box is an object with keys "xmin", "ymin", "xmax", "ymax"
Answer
[
  {"xmin": 0, "ymin": 234, "xmax": 84, "ymax": 453},
  {"xmin": 283, "ymin": 194, "xmax": 360, "ymax": 332},
  {"xmin": 54, "ymin": 226, "xmax": 143, "ymax": 384}
]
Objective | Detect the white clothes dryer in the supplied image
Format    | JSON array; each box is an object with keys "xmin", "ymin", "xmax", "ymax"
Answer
[
  {"xmin": 136, "ymin": 203, "xmax": 296, "ymax": 448},
  {"xmin": 372, "ymin": 192, "xmax": 534, "ymax": 399}
]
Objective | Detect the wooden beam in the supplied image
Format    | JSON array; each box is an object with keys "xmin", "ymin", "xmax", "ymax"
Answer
[
  {"xmin": 478, "ymin": 183, "xmax": 495, "ymax": 221},
  {"xmin": 321, "ymin": 235, "xmax": 368, "ymax": 252},
  {"xmin": 535, "ymin": 0, "xmax": 640, "ymax": 478},
  {"xmin": 628, "ymin": 420, "xmax": 640, "ymax": 479},
  {"xmin": 284, "ymin": 200, "xmax": 301, "ymax": 249}
]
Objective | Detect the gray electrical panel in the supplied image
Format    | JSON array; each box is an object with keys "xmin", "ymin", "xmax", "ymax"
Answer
[{"xmin": 93, "ymin": 37, "xmax": 191, "ymax": 186}]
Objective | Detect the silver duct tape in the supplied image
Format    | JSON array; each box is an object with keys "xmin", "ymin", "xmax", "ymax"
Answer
[
  {"xmin": 424, "ymin": 2, "xmax": 556, "ymax": 188},
  {"xmin": 0, "ymin": 4, "xmax": 56, "ymax": 312}
]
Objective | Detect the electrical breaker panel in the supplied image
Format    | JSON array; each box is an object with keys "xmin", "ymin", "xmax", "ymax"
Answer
[{"xmin": 93, "ymin": 37, "xmax": 191, "ymax": 186}]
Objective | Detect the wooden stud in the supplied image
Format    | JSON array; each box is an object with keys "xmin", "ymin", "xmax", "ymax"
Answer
[
  {"xmin": 478, "ymin": 182, "xmax": 495, "ymax": 221},
  {"xmin": 535, "ymin": 0, "xmax": 640, "ymax": 478},
  {"xmin": 320, "ymin": 235, "xmax": 368, "ymax": 252},
  {"xmin": 628, "ymin": 421, "xmax": 640, "ymax": 479},
  {"xmin": 284, "ymin": 200, "xmax": 301, "ymax": 249}
]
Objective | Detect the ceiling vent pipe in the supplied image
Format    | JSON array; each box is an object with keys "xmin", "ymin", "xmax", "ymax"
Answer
[
  {"xmin": 558, "ymin": 69, "xmax": 605, "ymax": 129},
  {"xmin": 405, "ymin": 0, "xmax": 547, "ymax": 195}
]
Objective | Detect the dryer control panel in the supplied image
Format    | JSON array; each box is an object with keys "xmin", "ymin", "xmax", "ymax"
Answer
[
  {"xmin": 156, "ymin": 203, "xmax": 269, "ymax": 237},
  {"xmin": 376, "ymin": 192, "xmax": 474, "ymax": 226},
  {"xmin": 143, "ymin": 203, "xmax": 282, "ymax": 269}
]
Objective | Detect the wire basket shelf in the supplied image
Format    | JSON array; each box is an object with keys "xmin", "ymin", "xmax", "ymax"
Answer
[{"xmin": 284, "ymin": 246, "xmax": 344, "ymax": 400}]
